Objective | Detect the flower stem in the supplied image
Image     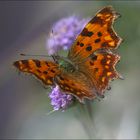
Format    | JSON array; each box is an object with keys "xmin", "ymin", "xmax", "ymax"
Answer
[{"xmin": 75, "ymin": 100, "xmax": 97, "ymax": 139}]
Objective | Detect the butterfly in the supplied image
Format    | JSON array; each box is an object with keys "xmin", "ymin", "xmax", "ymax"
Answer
[{"xmin": 13, "ymin": 6, "xmax": 123, "ymax": 103}]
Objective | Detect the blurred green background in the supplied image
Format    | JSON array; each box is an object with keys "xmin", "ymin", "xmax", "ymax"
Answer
[{"xmin": 1, "ymin": 1, "xmax": 140, "ymax": 139}]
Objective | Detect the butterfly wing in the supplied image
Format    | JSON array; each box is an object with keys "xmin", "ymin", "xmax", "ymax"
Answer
[
  {"xmin": 55, "ymin": 71, "xmax": 96, "ymax": 102},
  {"xmin": 13, "ymin": 59, "xmax": 60, "ymax": 86},
  {"xmin": 78, "ymin": 50, "xmax": 121, "ymax": 96},
  {"xmin": 13, "ymin": 59, "xmax": 96, "ymax": 102},
  {"xmin": 67, "ymin": 6, "xmax": 122, "ymax": 97},
  {"xmin": 68, "ymin": 6, "xmax": 122, "ymax": 63}
]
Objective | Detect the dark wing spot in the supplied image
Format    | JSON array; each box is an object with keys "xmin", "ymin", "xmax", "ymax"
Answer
[
  {"xmin": 90, "ymin": 16, "xmax": 104, "ymax": 25},
  {"xmin": 81, "ymin": 28, "xmax": 89, "ymax": 36},
  {"xmin": 33, "ymin": 60, "xmax": 41, "ymax": 67},
  {"xmin": 107, "ymin": 28, "xmax": 119, "ymax": 42},
  {"xmin": 43, "ymin": 71, "xmax": 48, "ymax": 74},
  {"xmin": 94, "ymin": 38, "xmax": 101, "ymax": 43},
  {"xmin": 45, "ymin": 62, "xmax": 50, "ymax": 67},
  {"xmin": 97, "ymin": 32, "xmax": 102, "ymax": 37},
  {"xmin": 37, "ymin": 69, "xmax": 41, "ymax": 73},
  {"xmin": 59, "ymin": 76, "xmax": 64, "ymax": 81},
  {"xmin": 101, "ymin": 42, "xmax": 108, "ymax": 47},
  {"xmin": 86, "ymin": 46, "xmax": 92, "ymax": 51},
  {"xmin": 80, "ymin": 43, "xmax": 84, "ymax": 47},
  {"xmin": 21, "ymin": 60, "xmax": 28, "ymax": 66},
  {"xmin": 90, "ymin": 61, "xmax": 94, "ymax": 66},
  {"xmin": 77, "ymin": 41, "xmax": 80, "ymax": 45},
  {"xmin": 100, "ymin": 6, "xmax": 113, "ymax": 14},
  {"xmin": 94, "ymin": 68, "xmax": 98, "ymax": 73},
  {"xmin": 101, "ymin": 59, "xmax": 106, "ymax": 65},
  {"xmin": 71, "ymin": 83, "xmax": 75, "ymax": 86},
  {"xmin": 87, "ymin": 32, "xmax": 94, "ymax": 37},
  {"xmin": 50, "ymin": 69, "xmax": 55, "ymax": 73},
  {"xmin": 91, "ymin": 55, "xmax": 97, "ymax": 61}
]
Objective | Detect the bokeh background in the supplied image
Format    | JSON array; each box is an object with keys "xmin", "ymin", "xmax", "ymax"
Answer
[{"xmin": 1, "ymin": 1, "xmax": 140, "ymax": 139}]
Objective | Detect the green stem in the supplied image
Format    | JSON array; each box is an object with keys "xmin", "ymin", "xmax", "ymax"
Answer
[{"xmin": 75, "ymin": 100, "xmax": 97, "ymax": 139}]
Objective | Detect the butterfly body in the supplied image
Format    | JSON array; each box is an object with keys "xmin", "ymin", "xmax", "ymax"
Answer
[
  {"xmin": 58, "ymin": 57, "xmax": 76, "ymax": 73},
  {"xmin": 14, "ymin": 6, "xmax": 122, "ymax": 102}
]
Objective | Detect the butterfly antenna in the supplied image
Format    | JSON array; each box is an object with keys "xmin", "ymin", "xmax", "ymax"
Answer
[
  {"xmin": 51, "ymin": 29, "xmax": 59, "ymax": 56},
  {"xmin": 20, "ymin": 53, "xmax": 52, "ymax": 58},
  {"xmin": 51, "ymin": 55, "xmax": 57, "ymax": 62},
  {"xmin": 50, "ymin": 29, "xmax": 61, "ymax": 63}
]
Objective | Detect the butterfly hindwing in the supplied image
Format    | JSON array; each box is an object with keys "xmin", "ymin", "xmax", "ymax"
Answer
[
  {"xmin": 78, "ymin": 50, "xmax": 120, "ymax": 96},
  {"xmin": 14, "ymin": 59, "xmax": 60, "ymax": 86},
  {"xmin": 68, "ymin": 6, "xmax": 122, "ymax": 63}
]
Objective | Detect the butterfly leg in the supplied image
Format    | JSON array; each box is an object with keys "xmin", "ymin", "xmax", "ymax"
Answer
[{"xmin": 107, "ymin": 86, "xmax": 111, "ymax": 90}]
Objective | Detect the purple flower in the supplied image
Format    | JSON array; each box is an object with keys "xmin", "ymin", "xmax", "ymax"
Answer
[
  {"xmin": 49, "ymin": 86, "xmax": 73, "ymax": 111},
  {"xmin": 46, "ymin": 16, "xmax": 89, "ymax": 55},
  {"xmin": 47, "ymin": 16, "xmax": 89, "ymax": 111}
]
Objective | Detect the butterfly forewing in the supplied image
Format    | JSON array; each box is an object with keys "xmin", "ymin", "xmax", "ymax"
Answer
[
  {"xmin": 67, "ymin": 6, "xmax": 122, "ymax": 98},
  {"xmin": 14, "ymin": 59, "xmax": 60, "ymax": 86},
  {"xmin": 68, "ymin": 6, "xmax": 122, "ymax": 63}
]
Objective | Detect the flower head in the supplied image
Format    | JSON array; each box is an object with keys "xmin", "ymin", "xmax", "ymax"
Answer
[
  {"xmin": 47, "ymin": 16, "xmax": 89, "ymax": 111},
  {"xmin": 46, "ymin": 16, "xmax": 89, "ymax": 55},
  {"xmin": 49, "ymin": 86, "xmax": 73, "ymax": 111}
]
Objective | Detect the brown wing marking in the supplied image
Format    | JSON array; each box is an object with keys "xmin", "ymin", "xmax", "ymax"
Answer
[{"xmin": 13, "ymin": 59, "xmax": 60, "ymax": 86}]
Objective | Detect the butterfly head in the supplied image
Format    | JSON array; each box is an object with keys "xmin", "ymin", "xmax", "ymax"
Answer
[
  {"xmin": 52, "ymin": 55, "xmax": 76, "ymax": 72},
  {"xmin": 59, "ymin": 60, "xmax": 74, "ymax": 72}
]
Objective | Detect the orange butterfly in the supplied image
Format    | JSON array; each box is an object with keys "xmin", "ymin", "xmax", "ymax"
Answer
[{"xmin": 13, "ymin": 6, "xmax": 123, "ymax": 103}]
